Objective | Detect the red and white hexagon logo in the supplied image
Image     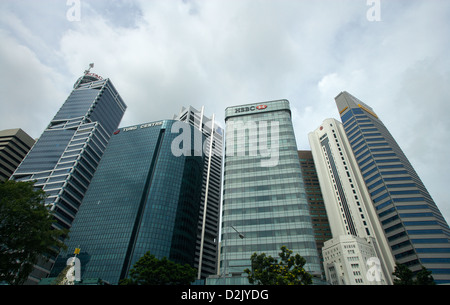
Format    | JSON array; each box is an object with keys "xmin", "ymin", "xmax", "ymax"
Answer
[{"xmin": 256, "ymin": 105, "xmax": 267, "ymax": 110}]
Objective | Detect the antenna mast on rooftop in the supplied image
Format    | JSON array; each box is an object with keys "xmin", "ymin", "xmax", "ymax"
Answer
[{"xmin": 84, "ymin": 63, "xmax": 94, "ymax": 74}]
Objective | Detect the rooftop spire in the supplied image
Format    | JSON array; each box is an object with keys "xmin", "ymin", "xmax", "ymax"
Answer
[
  {"xmin": 74, "ymin": 63, "xmax": 103, "ymax": 89},
  {"xmin": 84, "ymin": 63, "xmax": 94, "ymax": 74}
]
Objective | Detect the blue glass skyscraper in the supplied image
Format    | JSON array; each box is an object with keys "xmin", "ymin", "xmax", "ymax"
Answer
[
  {"xmin": 173, "ymin": 106, "xmax": 223, "ymax": 279},
  {"xmin": 219, "ymin": 100, "xmax": 321, "ymax": 284},
  {"xmin": 12, "ymin": 67, "xmax": 126, "ymax": 283},
  {"xmin": 335, "ymin": 91, "xmax": 450, "ymax": 284},
  {"xmin": 50, "ymin": 120, "xmax": 206, "ymax": 284}
]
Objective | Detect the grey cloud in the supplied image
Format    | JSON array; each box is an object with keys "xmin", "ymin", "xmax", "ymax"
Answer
[{"xmin": 0, "ymin": 0, "xmax": 449, "ymax": 222}]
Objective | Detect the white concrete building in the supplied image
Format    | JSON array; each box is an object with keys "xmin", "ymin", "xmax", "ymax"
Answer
[
  {"xmin": 309, "ymin": 118, "xmax": 395, "ymax": 285},
  {"xmin": 322, "ymin": 235, "xmax": 385, "ymax": 285}
]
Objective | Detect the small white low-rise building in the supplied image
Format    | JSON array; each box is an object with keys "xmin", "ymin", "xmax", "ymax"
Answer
[{"xmin": 323, "ymin": 235, "xmax": 388, "ymax": 285}]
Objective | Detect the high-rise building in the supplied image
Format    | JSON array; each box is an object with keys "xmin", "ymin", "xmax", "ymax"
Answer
[
  {"xmin": 12, "ymin": 66, "xmax": 126, "ymax": 283},
  {"xmin": 173, "ymin": 106, "xmax": 223, "ymax": 279},
  {"xmin": 309, "ymin": 118, "xmax": 395, "ymax": 285},
  {"xmin": 297, "ymin": 150, "xmax": 332, "ymax": 277},
  {"xmin": 50, "ymin": 120, "xmax": 206, "ymax": 284},
  {"xmin": 335, "ymin": 91, "xmax": 450, "ymax": 284},
  {"xmin": 219, "ymin": 100, "xmax": 321, "ymax": 284},
  {"xmin": 0, "ymin": 128, "xmax": 35, "ymax": 182}
]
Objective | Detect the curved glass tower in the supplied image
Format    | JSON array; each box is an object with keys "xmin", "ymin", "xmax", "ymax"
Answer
[
  {"xmin": 335, "ymin": 91, "xmax": 450, "ymax": 284},
  {"xmin": 220, "ymin": 99, "xmax": 321, "ymax": 284}
]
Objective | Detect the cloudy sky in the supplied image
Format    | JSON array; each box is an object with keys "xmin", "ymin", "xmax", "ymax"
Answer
[{"xmin": 1, "ymin": 0, "xmax": 449, "ymax": 222}]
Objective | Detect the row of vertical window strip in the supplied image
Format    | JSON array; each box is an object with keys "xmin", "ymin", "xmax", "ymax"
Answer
[
  {"xmin": 224, "ymin": 182, "xmax": 304, "ymax": 195},
  {"xmin": 223, "ymin": 171, "xmax": 301, "ymax": 186},
  {"xmin": 320, "ymin": 137, "xmax": 358, "ymax": 236},
  {"xmin": 224, "ymin": 149, "xmax": 299, "ymax": 167},
  {"xmin": 224, "ymin": 162, "xmax": 302, "ymax": 175},
  {"xmin": 223, "ymin": 192, "xmax": 307, "ymax": 206}
]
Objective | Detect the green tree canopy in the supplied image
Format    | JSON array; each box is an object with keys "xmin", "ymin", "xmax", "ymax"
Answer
[
  {"xmin": 393, "ymin": 263, "xmax": 414, "ymax": 285},
  {"xmin": 393, "ymin": 263, "xmax": 435, "ymax": 285},
  {"xmin": 119, "ymin": 251, "xmax": 196, "ymax": 285},
  {"xmin": 415, "ymin": 266, "xmax": 435, "ymax": 285},
  {"xmin": 0, "ymin": 180, "xmax": 67, "ymax": 285},
  {"xmin": 244, "ymin": 246, "xmax": 313, "ymax": 285}
]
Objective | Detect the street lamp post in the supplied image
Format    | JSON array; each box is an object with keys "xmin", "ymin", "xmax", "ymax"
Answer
[
  {"xmin": 231, "ymin": 225, "xmax": 245, "ymax": 239},
  {"xmin": 220, "ymin": 225, "xmax": 245, "ymax": 284}
]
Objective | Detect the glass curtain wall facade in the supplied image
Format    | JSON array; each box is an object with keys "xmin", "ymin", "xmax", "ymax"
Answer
[
  {"xmin": 12, "ymin": 74, "xmax": 126, "ymax": 283},
  {"xmin": 220, "ymin": 100, "xmax": 321, "ymax": 284},
  {"xmin": 50, "ymin": 120, "xmax": 205, "ymax": 284},
  {"xmin": 173, "ymin": 106, "xmax": 223, "ymax": 279},
  {"xmin": 335, "ymin": 91, "xmax": 450, "ymax": 284}
]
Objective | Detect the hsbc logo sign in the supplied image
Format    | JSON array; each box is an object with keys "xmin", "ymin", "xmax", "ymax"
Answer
[{"xmin": 235, "ymin": 105, "xmax": 268, "ymax": 114}]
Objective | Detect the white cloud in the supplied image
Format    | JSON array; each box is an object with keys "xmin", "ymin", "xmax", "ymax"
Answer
[
  {"xmin": 0, "ymin": 29, "xmax": 67, "ymax": 138},
  {"xmin": 1, "ymin": 0, "xmax": 449, "ymax": 222}
]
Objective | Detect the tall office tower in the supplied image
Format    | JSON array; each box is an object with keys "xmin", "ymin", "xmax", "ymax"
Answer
[
  {"xmin": 11, "ymin": 66, "xmax": 126, "ymax": 283},
  {"xmin": 335, "ymin": 91, "xmax": 450, "ymax": 284},
  {"xmin": 297, "ymin": 150, "xmax": 332, "ymax": 277},
  {"xmin": 0, "ymin": 128, "xmax": 35, "ymax": 182},
  {"xmin": 173, "ymin": 106, "xmax": 223, "ymax": 279},
  {"xmin": 220, "ymin": 100, "xmax": 321, "ymax": 285},
  {"xmin": 50, "ymin": 120, "xmax": 205, "ymax": 284},
  {"xmin": 309, "ymin": 119, "xmax": 395, "ymax": 285}
]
